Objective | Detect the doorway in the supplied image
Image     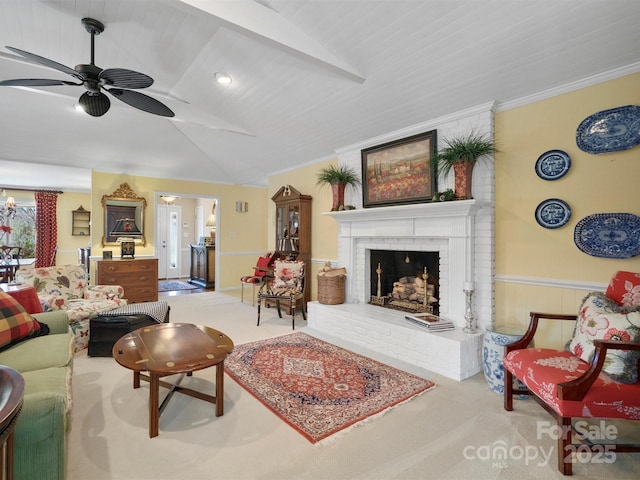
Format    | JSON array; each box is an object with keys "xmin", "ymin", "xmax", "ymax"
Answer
[
  {"xmin": 154, "ymin": 194, "xmax": 218, "ymax": 285},
  {"xmin": 157, "ymin": 204, "xmax": 181, "ymax": 279}
]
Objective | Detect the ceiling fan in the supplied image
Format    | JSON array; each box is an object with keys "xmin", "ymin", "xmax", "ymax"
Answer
[{"xmin": 0, "ymin": 17, "xmax": 174, "ymax": 118}]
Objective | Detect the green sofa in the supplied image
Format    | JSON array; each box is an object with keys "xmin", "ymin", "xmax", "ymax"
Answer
[{"xmin": 0, "ymin": 310, "xmax": 73, "ymax": 480}]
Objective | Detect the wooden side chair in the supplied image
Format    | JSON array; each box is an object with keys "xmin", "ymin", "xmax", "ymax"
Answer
[
  {"xmin": 0, "ymin": 246, "xmax": 22, "ymax": 261},
  {"xmin": 257, "ymin": 259, "xmax": 306, "ymax": 329},
  {"xmin": 0, "ymin": 246, "xmax": 22, "ymax": 283},
  {"xmin": 503, "ymin": 271, "xmax": 640, "ymax": 475},
  {"xmin": 240, "ymin": 252, "xmax": 273, "ymax": 306}
]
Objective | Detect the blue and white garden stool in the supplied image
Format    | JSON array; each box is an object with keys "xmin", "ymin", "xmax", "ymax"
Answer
[{"xmin": 483, "ymin": 325, "xmax": 530, "ymax": 396}]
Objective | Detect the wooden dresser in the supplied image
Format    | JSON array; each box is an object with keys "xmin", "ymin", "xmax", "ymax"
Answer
[{"xmin": 95, "ymin": 258, "xmax": 158, "ymax": 303}]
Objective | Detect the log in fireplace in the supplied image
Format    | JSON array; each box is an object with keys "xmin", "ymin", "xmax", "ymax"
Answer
[{"xmin": 369, "ymin": 250, "xmax": 439, "ymax": 315}]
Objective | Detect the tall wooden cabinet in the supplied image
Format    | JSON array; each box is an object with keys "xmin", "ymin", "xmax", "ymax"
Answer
[
  {"xmin": 189, "ymin": 244, "xmax": 215, "ymax": 288},
  {"xmin": 272, "ymin": 185, "xmax": 312, "ymax": 303},
  {"xmin": 95, "ymin": 258, "xmax": 158, "ymax": 303}
]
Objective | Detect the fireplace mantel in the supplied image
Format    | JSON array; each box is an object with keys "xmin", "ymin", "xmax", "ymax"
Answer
[
  {"xmin": 325, "ymin": 197, "xmax": 493, "ymax": 331},
  {"xmin": 323, "ymin": 199, "xmax": 489, "ymax": 223},
  {"xmin": 312, "ymin": 196, "xmax": 493, "ymax": 380}
]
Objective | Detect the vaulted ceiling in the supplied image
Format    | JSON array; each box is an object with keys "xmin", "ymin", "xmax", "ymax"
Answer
[{"xmin": 1, "ymin": 0, "xmax": 639, "ymax": 191}]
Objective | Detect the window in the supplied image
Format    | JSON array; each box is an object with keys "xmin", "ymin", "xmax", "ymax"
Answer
[{"xmin": 4, "ymin": 206, "xmax": 36, "ymax": 258}]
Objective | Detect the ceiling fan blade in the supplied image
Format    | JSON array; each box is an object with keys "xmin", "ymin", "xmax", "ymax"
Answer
[
  {"xmin": 100, "ymin": 68, "xmax": 154, "ymax": 89},
  {"xmin": 0, "ymin": 78, "xmax": 81, "ymax": 87},
  {"xmin": 5, "ymin": 46, "xmax": 85, "ymax": 82},
  {"xmin": 106, "ymin": 88, "xmax": 175, "ymax": 117},
  {"xmin": 79, "ymin": 91, "xmax": 110, "ymax": 117}
]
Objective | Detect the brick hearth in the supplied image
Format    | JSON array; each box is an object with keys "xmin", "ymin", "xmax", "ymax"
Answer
[{"xmin": 308, "ymin": 302, "xmax": 483, "ymax": 381}]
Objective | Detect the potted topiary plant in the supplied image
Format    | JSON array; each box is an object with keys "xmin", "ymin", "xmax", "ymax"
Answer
[
  {"xmin": 433, "ymin": 131, "xmax": 496, "ymax": 200},
  {"xmin": 316, "ymin": 164, "xmax": 361, "ymax": 211}
]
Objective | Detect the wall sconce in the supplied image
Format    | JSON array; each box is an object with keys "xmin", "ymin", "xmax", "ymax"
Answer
[{"xmin": 236, "ymin": 201, "xmax": 248, "ymax": 213}]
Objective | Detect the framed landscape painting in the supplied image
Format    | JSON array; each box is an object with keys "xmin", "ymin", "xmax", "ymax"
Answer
[{"xmin": 361, "ymin": 130, "xmax": 437, "ymax": 208}]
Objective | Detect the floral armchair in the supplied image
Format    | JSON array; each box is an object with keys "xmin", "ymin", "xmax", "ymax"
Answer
[
  {"xmin": 257, "ymin": 259, "xmax": 306, "ymax": 330},
  {"xmin": 16, "ymin": 264, "xmax": 127, "ymax": 352},
  {"xmin": 503, "ymin": 271, "xmax": 640, "ymax": 475}
]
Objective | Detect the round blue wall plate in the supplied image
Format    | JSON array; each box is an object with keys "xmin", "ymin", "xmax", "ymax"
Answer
[
  {"xmin": 535, "ymin": 150, "xmax": 571, "ymax": 180},
  {"xmin": 576, "ymin": 105, "xmax": 640, "ymax": 154},
  {"xmin": 535, "ymin": 198, "xmax": 572, "ymax": 229},
  {"xmin": 574, "ymin": 213, "xmax": 640, "ymax": 258}
]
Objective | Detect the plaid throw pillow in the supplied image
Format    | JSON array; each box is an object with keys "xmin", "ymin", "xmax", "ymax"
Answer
[{"xmin": 0, "ymin": 291, "xmax": 42, "ymax": 351}]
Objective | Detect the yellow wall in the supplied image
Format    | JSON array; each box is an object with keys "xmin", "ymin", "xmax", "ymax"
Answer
[
  {"xmin": 90, "ymin": 171, "xmax": 268, "ymax": 289},
  {"xmin": 60, "ymin": 72, "xmax": 638, "ymax": 333},
  {"xmin": 495, "ymin": 72, "xmax": 640, "ymax": 345},
  {"xmin": 57, "ymin": 191, "xmax": 92, "ymax": 265}
]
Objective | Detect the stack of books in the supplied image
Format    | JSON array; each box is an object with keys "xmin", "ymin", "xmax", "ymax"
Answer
[{"xmin": 404, "ymin": 313, "xmax": 455, "ymax": 332}]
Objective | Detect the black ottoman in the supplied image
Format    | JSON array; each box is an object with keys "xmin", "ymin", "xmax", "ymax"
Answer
[{"xmin": 88, "ymin": 314, "xmax": 167, "ymax": 357}]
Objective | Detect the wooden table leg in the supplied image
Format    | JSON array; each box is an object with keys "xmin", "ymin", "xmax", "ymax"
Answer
[
  {"xmin": 133, "ymin": 371, "xmax": 140, "ymax": 389},
  {"xmin": 149, "ymin": 373, "xmax": 159, "ymax": 438},
  {"xmin": 216, "ymin": 360, "xmax": 224, "ymax": 417}
]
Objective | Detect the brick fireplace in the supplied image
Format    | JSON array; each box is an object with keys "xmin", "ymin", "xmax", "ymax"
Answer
[
  {"xmin": 326, "ymin": 200, "xmax": 493, "ymax": 329},
  {"xmin": 307, "ymin": 200, "xmax": 492, "ymax": 380},
  {"xmin": 307, "ymin": 102, "xmax": 495, "ymax": 380}
]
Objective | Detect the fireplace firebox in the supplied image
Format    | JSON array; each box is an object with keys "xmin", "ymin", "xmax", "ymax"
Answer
[{"xmin": 369, "ymin": 250, "xmax": 439, "ymax": 315}]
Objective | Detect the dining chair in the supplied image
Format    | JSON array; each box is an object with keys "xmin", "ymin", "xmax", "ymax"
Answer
[{"xmin": 0, "ymin": 246, "xmax": 22, "ymax": 261}]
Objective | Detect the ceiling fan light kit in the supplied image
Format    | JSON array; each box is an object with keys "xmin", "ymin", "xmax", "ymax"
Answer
[{"xmin": 0, "ymin": 17, "xmax": 174, "ymax": 118}]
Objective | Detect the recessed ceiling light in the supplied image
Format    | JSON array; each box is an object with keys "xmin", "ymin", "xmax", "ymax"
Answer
[{"xmin": 214, "ymin": 72, "xmax": 232, "ymax": 85}]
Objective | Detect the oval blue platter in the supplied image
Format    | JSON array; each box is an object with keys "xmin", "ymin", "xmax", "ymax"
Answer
[
  {"xmin": 535, "ymin": 150, "xmax": 571, "ymax": 180},
  {"xmin": 576, "ymin": 105, "xmax": 640, "ymax": 154},
  {"xmin": 574, "ymin": 213, "xmax": 640, "ymax": 258},
  {"xmin": 535, "ymin": 199, "xmax": 571, "ymax": 229}
]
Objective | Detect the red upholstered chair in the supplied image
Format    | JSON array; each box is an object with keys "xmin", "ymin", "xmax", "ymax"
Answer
[
  {"xmin": 503, "ymin": 274, "xmax": 640, "ymax": 475},
  {"xmin": 240, "ymin": 253, "xmax": 273, "ymax": 306}
]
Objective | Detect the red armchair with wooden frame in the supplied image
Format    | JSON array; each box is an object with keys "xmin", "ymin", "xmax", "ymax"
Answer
[
  {"xmin": 240, "ymin": 253, "xmax": 273, "ymax": 306},
  {"xmin": 503, "ymin": 271, "xmax": 640, "ymax": 475}
]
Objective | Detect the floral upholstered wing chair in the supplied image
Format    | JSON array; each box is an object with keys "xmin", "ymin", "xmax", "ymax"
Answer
[{"xmin": 16, "ymin": 264, "xmax": 127, "ymax": 352}]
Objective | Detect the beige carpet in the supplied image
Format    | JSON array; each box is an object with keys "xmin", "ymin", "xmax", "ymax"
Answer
[{"xmin": 67, "ymin": 291, "xmax": 640, "ymax": 479}]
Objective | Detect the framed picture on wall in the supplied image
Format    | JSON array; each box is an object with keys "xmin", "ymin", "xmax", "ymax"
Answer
[{"xmin": 361, "ymin": 130, "xmax": 437, "ymax": 208}]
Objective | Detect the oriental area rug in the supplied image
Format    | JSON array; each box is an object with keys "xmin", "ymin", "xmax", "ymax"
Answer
[
  {"xmin": 224, "ymin": 332, "xmax": 436, "ymax": 443},
  {"xmin": 157, "ymin": 280, "xmax": 199, "ymax": 292}
]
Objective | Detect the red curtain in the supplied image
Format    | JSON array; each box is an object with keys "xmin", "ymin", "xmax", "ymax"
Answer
[{"xmin": 35, "ymin": 191, "xmax": 58, "ymax": 267}]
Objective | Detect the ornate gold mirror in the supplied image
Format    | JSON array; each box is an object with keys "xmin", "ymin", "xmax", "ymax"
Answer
[{"xmin": 102, "ymin": 183, "xmax": 146, "ymax": 246}]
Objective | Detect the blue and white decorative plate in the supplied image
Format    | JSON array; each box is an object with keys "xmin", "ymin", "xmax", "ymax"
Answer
[
  {"xmin": 576, "ymin": 105, "xmax": 640, "ymax": 154},
  {"xmin": 535, "ymin": 150, "xmax": 571, "ymax": 180},
  {"xmin": 574, "ymin": 213, "xmax": 640, "ymax": 258},
  {"xmin": 535, "ymin": 199, "xmax": 571, "ymax": 229}
]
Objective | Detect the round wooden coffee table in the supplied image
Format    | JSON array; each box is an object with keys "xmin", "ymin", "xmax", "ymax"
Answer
[{"xmin": 113, "ymin": 323, "xmax": 234, "ymax": 438}]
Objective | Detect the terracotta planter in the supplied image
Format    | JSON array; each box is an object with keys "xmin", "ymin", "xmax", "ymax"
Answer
[
  {"xmin": 331, "ymin": 183, "xmax": 346, "ymax": 210},
  {"xmin": 453, "ymin": 162, "xmax": 474, "ymax": 199}
]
